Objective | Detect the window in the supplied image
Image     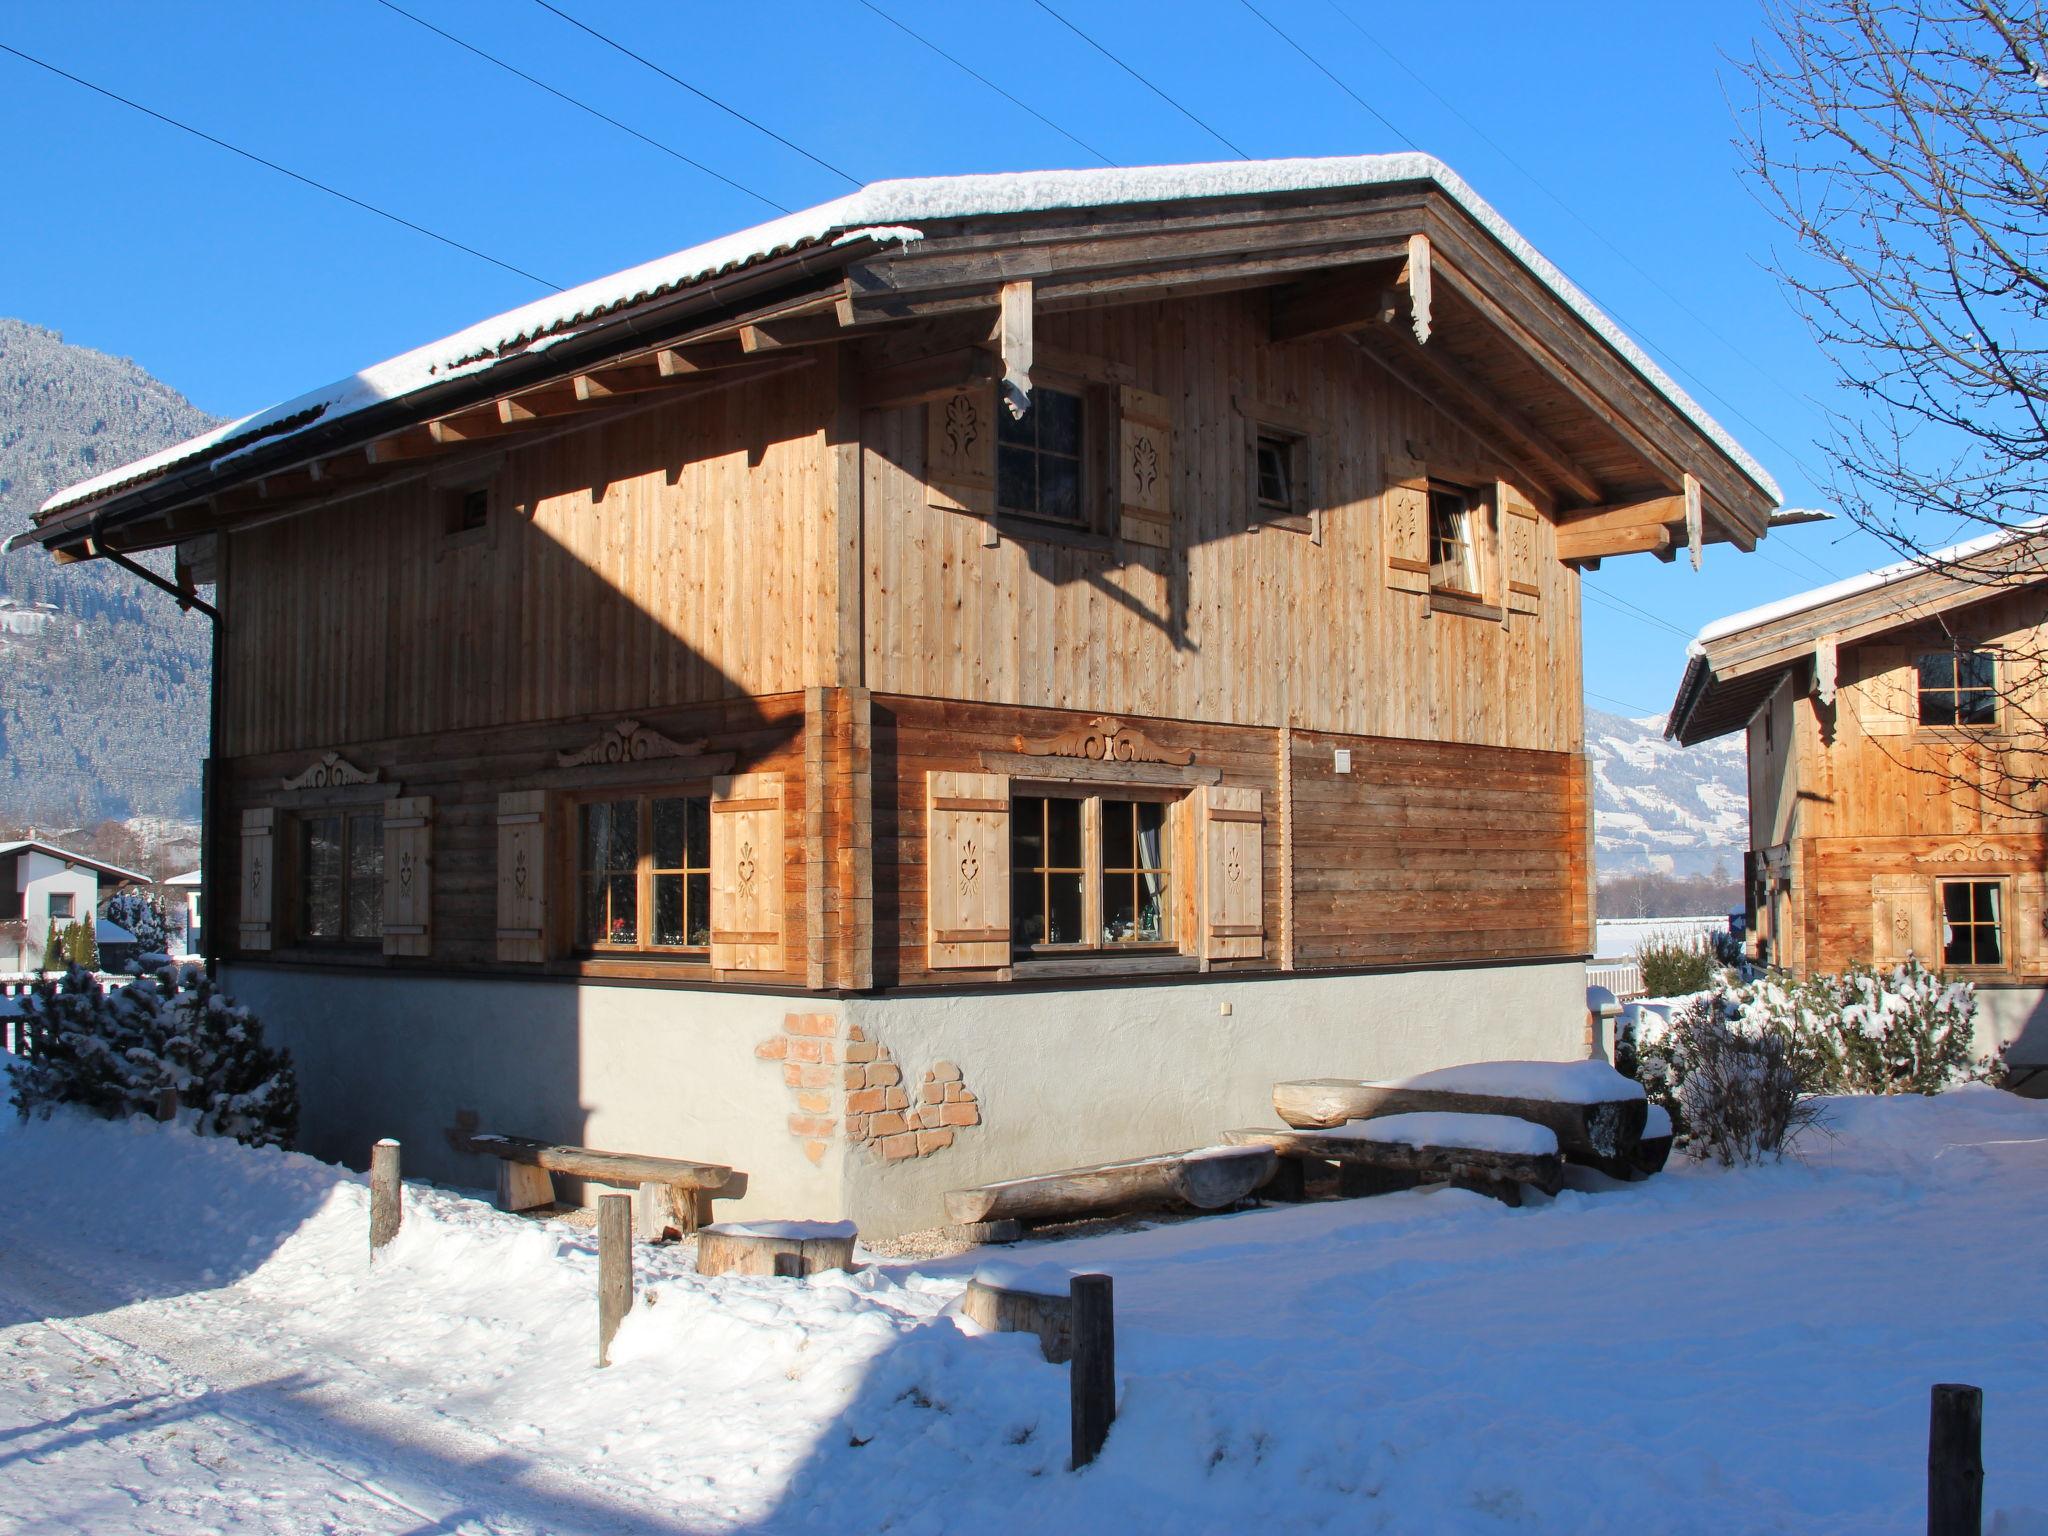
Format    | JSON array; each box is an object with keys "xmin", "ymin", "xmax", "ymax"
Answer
[
  {"xmin": 996, "ymin": 387, "xmax": 1085, "ymax": 527},
  {"xmin": 1428, "ymin": 483, "xmax": 1480, "ymax": 594},
  {"xmin": 1256, "ymin": 437, "xmax": 1293, "ymax": 514},
  {"xmin": 47, "ymin": 893, "xmax": 74, "ymax": 920},
  {"xmin": 454, "ymin": 487, "xmax": 490, "ymax": 534},
  {"xmin": 1250, "ymin": 429, "xmax": 1314, "ymax": 534},
  {"xmin": 1941, "ymin": 878, "xmax": 2004, "ymax": 968},
  {"xmin": 441, "ymin": 481, "xmax": 492, "ymax": 542},
  {"xmin": 1918, "ymin": 649, "xmax": 1996, "ymax": 727},
  {"xmin": 297, "ymin": 810, "xmax": 383, "ymax": 942},
  {"xmin": 1011, "ymin": 792, "xmax": 1173, "ymax": 953},
  {"xmin": 576, "ymin": 794, "xmax": 711, "ymax": 953}
]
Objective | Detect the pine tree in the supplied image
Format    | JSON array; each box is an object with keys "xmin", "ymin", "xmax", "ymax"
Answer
[
  {"xmin": 64, "ymin": 918, "xmax": 98, "ymax": 971},
  {"xmin": 102, "ymin": 889, "xmax": 168, "ymax": 956},
  {"xmin": 40, "ymin": 918, "xmax": 62, "ymax": 974}
]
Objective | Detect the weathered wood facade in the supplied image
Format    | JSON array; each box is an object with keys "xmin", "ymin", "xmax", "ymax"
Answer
[{"xmin": 1671, "ymin": 543, "xmax": 2048, "ymax": 1038}]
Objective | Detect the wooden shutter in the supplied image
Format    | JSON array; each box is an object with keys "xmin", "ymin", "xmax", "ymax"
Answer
[
  {"xmin": 495, "ymin": 790, "xmax": 547, "ymax": 963},
  {"xmin": 1118, "ymin": 385, "xmax": 1173, "ymax": 549},
  {"xmin": 1871, "ymin": 873, "xmax": 1934, "ymax": 965},
  {"xmin": 712, "ymin": 771, "xmax": 785, "ymax": 971},
  {"xmin": 1201, "ymin": 786, "xmax": 1265, "ymax": 962},
  {"xmin": 1502, "ymin": 481, "xmax": 1542, "ymax": 615},
  {"xmin": 926, "ymin": 385, "xmax": 996, "ymax": 513},
  {"xmin": 239, "ymin": 807, "xmax": 275, "ymax": 953},
  {"xmin": 1852, "ymin": 645, "xmax": 1915, "ymax": 736},
  {"xmin": 382, "ymin": 796, "xmax": 433, "ymax": 958},
  {"xmin": 1383, "ymin": 454, "xmax": 1430, "ymax": 593},
  {"xmin": 927, "ymin": 771, "xmax": 1010, "ymax": 969},
  {"xmin": 2014, "ymin": 872, "xmax": 2045, "ymax": 974}
]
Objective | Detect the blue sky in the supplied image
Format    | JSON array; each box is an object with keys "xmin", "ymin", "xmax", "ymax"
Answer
[{"xmin": 1, "ymin": 1, "xmax": 1899, "ymax": 721}]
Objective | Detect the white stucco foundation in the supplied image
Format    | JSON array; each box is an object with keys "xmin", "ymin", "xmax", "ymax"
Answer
[
  {"xmin": 1973, "ymin": 984, "xmax": 2048, "ymax": 1067},
  {"xmin": 226, "ymin": 957, "xmax": 1590, "ymax": 1238}
]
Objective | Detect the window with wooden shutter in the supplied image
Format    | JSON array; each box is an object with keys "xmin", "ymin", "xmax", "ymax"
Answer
[
  {"xmin": 927, "ymin": 384, "xmax": 996, "ymax": 514},
  {"xmin": 1503, "ymin": 482, "xmax": 1542, "ymax": 615},
  {"xmin": 1117, "ymin": 384, "xmax": 1173, "ymax": 549},
  {"xmin": 711, "ymin": 771, "xmax": 785, "ymax": 971},
  {"xmin": 239, "ymin": 807, "xmax": 275, "ymax": 953},
  {"xmin": 1201, "ymin": 786, "xmax": 1264, "ymax": 961},
  {"xmin": 496, "ymin": 790, "xmax": 547, "ymax": 963},
  {"xmin": 1871, "ymin": 873, "xmax": 1933, "ymax": 965},
  {"xmin": 927, "ymin": 771, "xmax": 1010, "ymax": 969},
  {"xmin": 1851, "ymin": 645, "xmax": 1915, "ymax": 736},
  {"xmin": 1383, "ymin": 454, "xmax": 1430, "ymax": 593},
  {"xmin": 383, "ymin": 796, "xmax": 432, "ymax": 958}
]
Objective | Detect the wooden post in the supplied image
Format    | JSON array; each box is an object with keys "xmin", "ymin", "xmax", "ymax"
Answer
[
  {"xmin": 773, "ymin": 1251, "xmax": 809, "ymax": 1279},
  {"xmin": 597, "ymin": 1192, "xmax": 632, "ymax": 1369},
  {"xmin": 1069, "ymin": 1272, "xmax": 1114, "ymax": 1470},
  {"xmin": 369, "ymin": 1139, "xmax": 402, "ymax": 1255},
  {"xmin": 153, "ymin": 1086, "xmax": 179, "ymax": 1122},
  {"xmin": 1928, "ymin": 1383, "xmax": 1983, "ymax": 1536}
]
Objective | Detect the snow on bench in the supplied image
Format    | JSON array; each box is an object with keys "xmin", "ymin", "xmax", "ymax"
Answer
[
  {"xmin": 960, "ymin": 1259, "xmax": 1084, "ymax": 1362},
  {"xmin": 944, "ymin": 1144, "xmax": 1277, "ymax": 1228},
  {"xmin": 1225, "ymin": 1113, "xmax": 1564, "ymax": 1206},
  {"xmin": 1273, "ymin": 1059, "xmax": 1649, "ymax": 1178}
]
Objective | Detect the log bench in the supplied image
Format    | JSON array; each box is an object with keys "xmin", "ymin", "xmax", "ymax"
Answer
[
  {"xmin": 1273, "ymin": 1059, "xmax": 1649, "ymax": 1180},
  {"xmin": 463, "ymin": 1132, "xmax": 738, "ymax": 1240},
  {"xmin": 1226, "ymin": 1114, "xmax": 1564, "ymax": 1207},
  {"xmin": 945, "ymin": 1145, "xmax": 1277, "ymax": 1228},
  {"xmin": 960, "ymin": 1261, "xmax": 1078, "ymax": 1362}
]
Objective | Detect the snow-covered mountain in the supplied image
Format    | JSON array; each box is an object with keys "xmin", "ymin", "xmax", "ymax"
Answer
[{"xmin": 1586, "ymin": 707, "xmax": 1747, "ymax": 878}]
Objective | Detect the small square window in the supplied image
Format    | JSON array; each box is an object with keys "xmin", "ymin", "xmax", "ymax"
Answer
[
  {"xmin": 1918, "ymin": 649, "xmax": 1996, "ymax": 727},
  {"xmin": 442, "ymin": 484, "xmax": 491, "ymax": 541},
  {"xmin": 48, "ymin": 893, "xmax": 74, "ymax": 921},
  {"xmin": 1941, "ymin": 878, "xmax": 2004, "ymax": 968},
  {"xmin": 1256, "ymin": 437, "xmax": 1293, "ymax": 513},
  {"xmin": 1428, "ymin": 484, "xmax": 1480, "ymax": 595}
]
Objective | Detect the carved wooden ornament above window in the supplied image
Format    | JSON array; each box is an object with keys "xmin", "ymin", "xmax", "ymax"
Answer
[
  {"xmin": 556, "ymin": 720, "xmax": 705, "ymax": 768},
  {"xmin": 282, "ymin": 752, "xmax": 380, "ymax": 791},
  {"xmin": 1013, "ymin": 715, "xmax": 1193, "ymax": 766}
]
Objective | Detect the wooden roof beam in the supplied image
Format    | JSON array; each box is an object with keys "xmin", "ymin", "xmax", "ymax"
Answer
[
  {"xmin": 739, "ymin": 311, "xmax": 851, "ymax": 353},
  {"xmin": 498, "ymin": 381, "xmax": 600, "ymax": 424},
  {"xmin": 1558, "ymin": 492, "xmax": 1688, "ymax": 533},
  {"xmin": 656, "ymin": 340, "xmax": 750, "ymax": 376},
  {"xmin": 1346, "ymin": 324, "xmax": 1604, "ymax": 504},
  {"xmin": 364, "ymin": 426, "xmax": 441, "ymax": 465},
  {"xmin": 428, "ymin": 406, "xmax": 520, "ymax": 446},
  {"xmin": 1268, "ymin": 257, "xmax": 1408, "ymax": 345},
  {"xmin": 1556, "ymin": 522, "xmax": 1672, "ymax": 563}
]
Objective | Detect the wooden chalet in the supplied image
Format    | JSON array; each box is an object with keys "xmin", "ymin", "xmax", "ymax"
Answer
[
  {"xmin": 21, "ymin": 156, "xmax": 1780, "ymax": 1232},
  {"xmin": 1669, "ymin": 527, "xmax": 2048, "ymax": 1064}
]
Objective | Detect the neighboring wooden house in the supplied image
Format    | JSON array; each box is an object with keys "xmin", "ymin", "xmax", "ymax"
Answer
[
  {"xmin": 1668, "ymin": 527, "xmax": 2048, "ymax": 1063},
  {"xmin": 0, "ymin": 839, "xmax": 150, "ymax": 972},
  {"xmin": 18, "ymin": 157, "xmax": 1779, "ymax": 1232}
]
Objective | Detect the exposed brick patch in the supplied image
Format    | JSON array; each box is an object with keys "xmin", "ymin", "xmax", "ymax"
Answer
[{"xmin": 758, "ymin": 1014, "xmax": 984, "ymax": 1163}]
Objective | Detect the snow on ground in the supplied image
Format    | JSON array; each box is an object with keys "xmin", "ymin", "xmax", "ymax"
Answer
[{"xmin": 3, "ymin": 1090, "xmax": 2048, "ymax": 1533}]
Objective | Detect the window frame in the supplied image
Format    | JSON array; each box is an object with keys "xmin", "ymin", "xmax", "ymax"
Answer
[
  {"xmin": 1009, "ymin": 783, "xmax": 1181, "ymax": 959},
  {"xmin": 991, "ymin": 371, "xmax": 1118, "ymax": 549},
  {"xmin": 1939, "ymin": 876, "xmax": 2008, "ymax": 972},
  {"xmin": 292, "ymin": 807, "xmax": 384, "ymax": 946},
  {"xmin": 47, "ymin": 892, "xmax": 75, "ymax": 921},
  {"xmin": 569, "ymin": 789, "xmax": 714, "ymax": 959},
  {"xmin": 1915, "ymin": 647, "xmax": 1999, "ymax": 731},
  {"xmin": 1427, "ymin": 479, "xmax": 1485, "ymax": 599}
]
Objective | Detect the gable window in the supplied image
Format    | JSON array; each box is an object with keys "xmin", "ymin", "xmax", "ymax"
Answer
[
  {"xmin": 1011, "ymin": 792, "xmax": 1173, "ymax": 953},
  {"xmin": 1249, "ymin": 427, "xmax": 1316, "ymax": 535},
  {"xmin": 996, "ymin": 387, "xmax": 1085, "ymax": 527},
  {"xmin": 298, "ymin": 810, "xmax": 383, "ymax": 942},
  {"xmin": 1918, "ymin": 649, "xmax": 1996, "ymax": 727},
  {"xmin": 48, "ymin": 893, "xmax": 74, "ymax": 921},
  {"xmin": 453, "ymin": 487, "xmax": 490, "ymax": 534},
  {"xmin": 1941, "ymin": 878, "xmax": 2004, "ymax": 968},
  {"xmin": 576, "ymin": 793, "xmax": 711, "ymax": 953},
  {"xmin": 1428, "ymin": 483, "xmax": 1480, "ymax": 595}
]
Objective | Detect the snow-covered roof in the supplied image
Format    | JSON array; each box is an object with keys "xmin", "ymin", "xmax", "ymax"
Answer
[
  {"xmin": 96, "ymin": 918, "xmax": 136, "ymax": 945},
  {"xmin": 0, "ymin": 839, "xmax": 152, "ymax": 886},
  {"xmin": 39, "ymin": 153, "xmax": 1777, "ymax": 521},
  {"xmin": 1688, "ymin": 520, "xmax": 2048, "ymax": 655},
  {"xmin": 164, "ymin": 868, "xmax": 203, "ymax": 888}
]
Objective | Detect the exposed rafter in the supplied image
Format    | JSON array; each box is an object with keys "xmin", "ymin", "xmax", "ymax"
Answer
[{"xmin": 1556, "ymin": 521, "xmax": 1672, "ymax": 563}]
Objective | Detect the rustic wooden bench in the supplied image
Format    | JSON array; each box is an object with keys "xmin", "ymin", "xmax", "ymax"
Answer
[
  {"xmin": 1274, "ymin": 1059, "xmax": 1650, "ymax": 1180},
  {"xmin": 961, "ymin": 1260, "xmax": 1080, "ymax": 1362},
  {"xmin": 463, "ymin": 1132, "xmax": 738, "ymax": 1240},
  {"xmin": 1225, "ymin": 1113, "xmax": 1564, "ymax": 1207},
  {"xmin": 945, "ymin": 1144, "xmax": 1277, "ymax": 1228}
]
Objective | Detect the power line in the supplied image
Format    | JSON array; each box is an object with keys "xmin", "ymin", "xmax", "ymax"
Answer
[
  {"xmin": 371, "ymin": 0, "xmax": 787, "ymax": 213},
  {"xmin": 1582, "ymin": 581, "xmax": 1697, "ymax": 642},
  {"xmin": 1587, "ymin": 688, "xmax": 1663, "ymax": 718},
  {"xmin": 0, "ymin": 39, "xmax": 560, "ymax": 289},
  {"xmin": 1237, "ymin": 0, "xmax": 1410, "ymax": 150},
  {"xmin": 854, "ymin": 0, "xmax": 1116, "ymax": 168},
  {"xmin": 1028, "ymin": 0, "xmax": 1248, "ymax": 159},
  {"xmin": 530, "ymin": 0, "xmax": 862, "ymax": 187}
]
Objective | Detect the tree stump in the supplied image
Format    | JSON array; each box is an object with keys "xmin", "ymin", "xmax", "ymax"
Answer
[
  {"xmin": 695, "ymin": 1220, "xmax": 858, "ymax": 1279},
  {"xmin": 961, "ymin": 1264, "xmax": 1076, "ymax": 1362}
]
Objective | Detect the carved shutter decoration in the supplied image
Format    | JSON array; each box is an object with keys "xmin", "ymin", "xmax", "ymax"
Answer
[
  {"xmin": 1852, "ymin": 645, "xmax": 1915, "ymax": 736},
  {"xmin": 1118, "ymin": 385, "xmax": 1173, "ymax": 549},
  {"xmin": 382, "ymin": 796, "xmax": 432, "ymax": 958},
  {"xmin": 712, "ymin": 771, "xmax": 785, "ymax": 971},
  {"xmin": 1201, "ymin": 786, "xmax": 1264, "ymax": 962},
  {"xmin": 1502, "ymin": 481, "xmax": 1542, "ymax": 615},
  {"xmin": 239, "ymin": 807, "xmax": 275, "ymax": 953},
  {"xmin": 927, "ymin": 771, "xmax": 1010, "ymax": 969},
  {"xmin": 495, "ymin": 790, "xmax": 547, "ymax": 963},
  {"xmin": 926, "ymin": 384, "xmax": 996, "ymax": 513},
  {"xmin": 1871, "ymin": 873, "xmax": 1934, "ymax": 966},
  {"xmin": 1383, "ymin": 454, "xmax": 1430, "ymax": 593}
]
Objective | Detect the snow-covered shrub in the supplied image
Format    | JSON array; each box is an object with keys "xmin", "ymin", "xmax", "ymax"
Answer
[
  {"xmin": 1710, "ymin": 927, "xmax": 1747, "ymax": 968},
  {"xmin": 1637, "ymin": 935, "xmax": 1716, "ymax": 997},
  {"xmin": 1737, "ymin": 961, "xmax": 1979, "ymax": 1095},
  {"xmin": 102, "ymin": 889, "xmax": 168, "ymax": 956},
  {"xmin": 7, "ymin": 963, "xmax": 298, "ymax": 1148},
  {"xmin": 1660, "ymin": 991, "xmax": 1818, "ymax": 1166}
]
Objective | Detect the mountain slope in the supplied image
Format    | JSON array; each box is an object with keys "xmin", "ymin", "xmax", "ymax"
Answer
[
  {"xmin": 0, "ymin": 319, "xmax": 217, "ymax": 822},
  {"xmin": 1586, "ymin": 706, "xmax": 1747, "ymax": 878}
]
